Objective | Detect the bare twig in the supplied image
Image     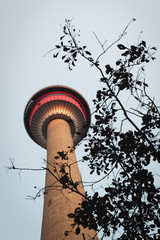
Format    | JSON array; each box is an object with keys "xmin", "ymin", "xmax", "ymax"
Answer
[{"xmin": 96, "ymin": 18, "xmax": 136, "ymax": 62}]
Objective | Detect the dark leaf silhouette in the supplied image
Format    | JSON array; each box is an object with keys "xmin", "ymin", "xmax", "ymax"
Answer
[
  {"xmin": 85, "ymin": 51, "xmax": 91, "ymax": 55},
  {"xmin": 75, "ymin": 226, "xmax": 80, "ymax": 235},
  {"xmin": 117, "ymin": 44, "xmax": 126, "ymax": 50}
]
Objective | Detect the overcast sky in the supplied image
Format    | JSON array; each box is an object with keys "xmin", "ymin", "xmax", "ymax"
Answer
[{"xmin": 1, "ymin": 1, "xmax": 160, "ymax": 239}]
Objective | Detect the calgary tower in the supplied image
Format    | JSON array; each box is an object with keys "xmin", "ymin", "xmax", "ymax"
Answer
[{"xmin": 24, "ymin": 86, "xmax": 97, "ymax": 239}]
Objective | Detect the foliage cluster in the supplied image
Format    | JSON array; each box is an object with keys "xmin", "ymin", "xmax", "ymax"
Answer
[{"xmin": 52, "ymin": 19, "xmax": 160, "ymax": 239}]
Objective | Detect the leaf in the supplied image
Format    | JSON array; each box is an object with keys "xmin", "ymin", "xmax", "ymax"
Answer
[
  {"xmin": 60, "ymin": 36, "xmax": 65, "ymax": 40},
  {"xmin": 119, "ymin": 171, "xmax": 125, "ymax": 177},
  {"xmin": 141, "ymin": 41, "xmax": 146, "ymax": 47},
  {"xmin": 72, "ymin": 61, "xmax": 75, "ymax": 66},
  {"xmin": 90, "ymin": 169, "xmax": 94, "ymax": 175},
  {"xmin": 63, "ymin": 46, "xmax": 70, "ymax": 51},
  {"xmin": 117, "ymin": 44, "xmax": 126, "ymax": 50},
  {"xmin": 136, "ymin": 81, "xmax": 142, "ymax": 86},
  {"xmin": 85, "ymin": 51, "xmax": 91, "ymax": 55},
  {"xmin": 100, "ymin": 77, "xmax": 107, "ymax": 82},
  {"xmin": 148, "ymin": 132, "xmax": 154, "ymax": 138},
  {"xmin": 64, "ymin": 231, "xmax": 69, "ymax": 236},
  {"xmin": 105, "ymin": 64, "xmax": 113, "ymax": 74},
  {"xmin": 67, "ymin": 213, "xmax": 75, "ymax": 218},
  {"xmin": 95, "ymin": 115, "xmax": 101, "ymax": 120},
  {"xmin": 53, "ymin": 53, "xmax": 59, "ymax": 58},
  {"xmin": 55, "ymin": 45, "xmax": 61, "ymax": 48},
  {"xmin": 96, "ymin": 168, "xmax": 100, "ymax": 175},
  {"xmin": 72, "ymin": 52, "xmax": 77, "ymax": 58},
  {"xmin": 64, "ymin": 59, "xmax": 69, "ymax": 63},
  {"xmin": 75, "ymin": 226, "xmax": 80, "ymax": 235},
  {"xmin": 116, "ymin": 60, "xmax": 121, "ymax": 66},
  {"xmin": 83, "ymin": 156, "xmax": 89, "ymax": 160},
  {"xmin": 150, "ymin": 224, "xmax": 155, "ymax": 229},
  {"xmin": 122, "ymin": 51, "xmax": 129, "ymax": 56}
]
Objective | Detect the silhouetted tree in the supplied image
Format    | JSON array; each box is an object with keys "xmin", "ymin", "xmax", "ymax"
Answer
[
  {"xmin": 8, "ymin": 19, "xmax": 160, "ymax": 239},
  {"xmin": 51, "ymin": 19, "xmax": 160, "ymax": 239}
]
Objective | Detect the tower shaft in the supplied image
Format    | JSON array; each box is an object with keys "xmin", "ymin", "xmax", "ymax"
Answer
[
  {"xmin": 41, "ymin": 119, "xmax": 96, "ymax": 239},
  {"xmin": 24, "ymin": 86, "xmax": 98, "ymax": 239}
]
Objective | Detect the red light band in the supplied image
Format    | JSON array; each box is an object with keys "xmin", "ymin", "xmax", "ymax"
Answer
[
  {"xmin": 36, "ymin": 91, "xmax": 86, "ymax": 112},
  {"xmin": 29, "ymin": 94, "xmax": 87, "ymax": 127}
]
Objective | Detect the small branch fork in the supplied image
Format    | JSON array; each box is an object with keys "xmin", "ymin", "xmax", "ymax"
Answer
[
  {"xmin": 94, "ymin": 18, "xmax": 136, "ymax": 62},
  {"xmin": 6, "ymin": 157, "xmax": 101, "ymax": 239},
  {"xmin": 6, "ymin": 157, "xmax": 86, "ymax": 200}
]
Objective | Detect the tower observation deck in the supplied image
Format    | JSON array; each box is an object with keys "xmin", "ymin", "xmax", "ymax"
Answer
[{"xmin": 24, "ymin": 86, "xmax": 98, "ymax": 239}]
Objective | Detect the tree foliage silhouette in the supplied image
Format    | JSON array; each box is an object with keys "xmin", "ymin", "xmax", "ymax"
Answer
[
  {"xmin": 51, "ymin": 19, "xmax": 160, "ymax": 239},
  {"xmin": 8, "ymin": 19, "xmax": 160, "ymax": 239}
]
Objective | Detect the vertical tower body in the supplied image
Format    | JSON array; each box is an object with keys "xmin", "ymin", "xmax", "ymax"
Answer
[{"xmin": 24, "ymin": 86, "xmax": 97, "ymax": 240}]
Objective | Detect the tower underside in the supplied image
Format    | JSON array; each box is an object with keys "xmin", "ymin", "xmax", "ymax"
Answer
[{"xmin": 24, "ymin": 86, "xmax": 90, "ymax": 149}]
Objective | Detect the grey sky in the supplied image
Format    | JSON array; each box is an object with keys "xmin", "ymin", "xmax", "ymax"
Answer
[{"xmin": 1, "ymin": 1, "xmax": 160, "ymax": 239}]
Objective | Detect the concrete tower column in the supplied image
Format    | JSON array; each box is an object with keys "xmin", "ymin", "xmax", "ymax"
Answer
[
  {"xmin": 41, "ymin": 119, "xmax": 96, "ymax": 239},
  {"xmin": 24, "ymin": 86, "xmax": 98, "ymax": 239}
]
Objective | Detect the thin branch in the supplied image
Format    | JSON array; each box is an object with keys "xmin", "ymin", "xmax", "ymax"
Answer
[
  {"xmin": 42, "ymin": 47, "xmax": 58, "ymax": 57},
  {"xmin": 126, "ymin": 109, "xmax": 142, "ymax": 118},
  {"xmin": 96, "ymin": 18, "xmax": 136, "ymax": 62},
  {"xmin": 83, "ymin": 163, "xmax": 116, "ymax": 187},
  {"xmin": 92, "ymin": 32, "xmax": 107, "ymax": 51}
]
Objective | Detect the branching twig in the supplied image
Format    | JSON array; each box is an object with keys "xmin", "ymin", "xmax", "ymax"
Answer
[{"xmin": 96, "ymin": 18, "xmax": 136, "ymax": 62}]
